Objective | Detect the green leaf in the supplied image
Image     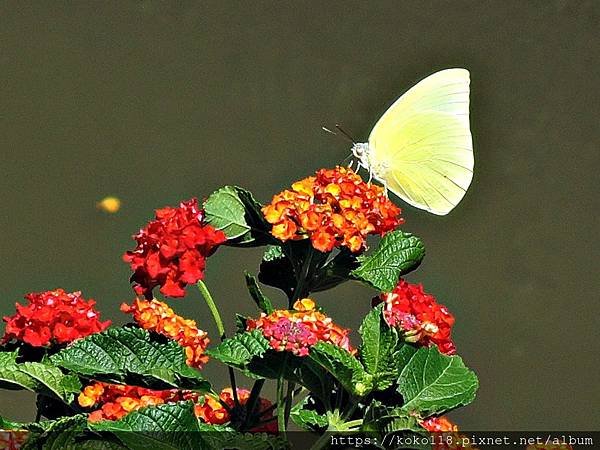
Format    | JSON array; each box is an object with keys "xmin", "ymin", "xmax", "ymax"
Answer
[
  {"xmin": 198, "ymin": 423, "xmax": 289, "ymax": 450},
  {"xmin": 397, "ymin": 346, "xmax": 479, "ymax": 417},
  {"xmin": 290, "ymin": 396, "xmax": 328, "ymax": 431},
  {"xmin": 20, "ymin": 414, "xmax": 126, "ymax": 450},
  {"xmin": 258, "ymin": 245, "xmax": 296, "ymax": 298},
  {"xmin": 310, "ymin": 248, "xmax": 359, "ymax": 292},
  {"xmin": 90, "ymin": 402, "xmax": 204, "ymax": 450},
  {"xmin": 244, "ymin": 272, "xmax": 274, "ymax": 313},
  {"xmin": 309, "ymin": 342, "xmax": 372, "ymax": 396},
  {"xmin": 358, "ymin": 306, "xmax": 402, "ymax": 390},
  {"xmin": 204, "ymin": 186, "xmax": 272, "ymax": 247},
  {"xmin": 351, "ymin": 231, "xmax": 425, "ymax": 292},
  {"xmin": 205, "ymin": 330, "xmax": 270, "ymax": 370},
  {"xmin": 50, "ymin": 327, "xmax": 209, "ymax": 391},
  {"xmin": 0, "ymin": 352, "xmax": 81, "ymax": 403},
  {"xmin": 247, "ymin": 352, "xmax": 334, "ymax": 403},
  {"xmin": 361, "ymin": 400, "xmax": 429, "ymax": 449}
]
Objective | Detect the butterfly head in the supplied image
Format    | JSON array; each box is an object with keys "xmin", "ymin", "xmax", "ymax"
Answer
[{"xmin": 351, "ymin": 142, "xmax": 371, "ymax": 170}]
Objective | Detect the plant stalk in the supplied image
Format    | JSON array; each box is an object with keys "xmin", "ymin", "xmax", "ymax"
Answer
[{"xmin": 197, "ymin": 280, "xmax": 240, "ymax": 408}]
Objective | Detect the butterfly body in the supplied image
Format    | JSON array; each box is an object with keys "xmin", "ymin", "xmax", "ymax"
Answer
[{"xmin": 353, "ymin": 68, "xmax": 474, "ymax": 215}]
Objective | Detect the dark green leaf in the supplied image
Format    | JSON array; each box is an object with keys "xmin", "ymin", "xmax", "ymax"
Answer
[
  {"xmin": 362, "ymin": 400, "xmax": 430, "ymax": 449},
  {"xmin": 290, "ymin": 397, "xmax": 328, "ymax": 431},
  {"xmin": 205, "ymin": 330, "xmax": 270, "ymax": 371},
  {"xmin": 204, "ymin": 186, "xmax": 272, "ymax": 247},
  {"xmin": 0, "ymin": 351, "xmax": 81, "ymax": 403},
  {"xmin": 198, "ymin": 423, "xmax": 289, "ymax": 450},
  {"xmin": 352, "ymin": 231, "xmax": 425, "ymax": 292},
  {"xmin": 50, "ymin": 327, "xmax": 209, "ymax": 391},
  {"xmin": 310, "ymin": 248, "xmax": 359, "ymax": 292},
  {"xmin": 309, "ymin": 342, "xmax": 372, "ymax": 396},
  {"xmin": 359, "ymin": 306, "xmax": 402, "ymax": 390},
  {"xmin": 397, "ymin": 346, "xmax": 479, "ymax": 416},
  {"xmin": 258, "ymin": 246, "xmax": 296, "ymax": 298},
  {"xmin": 90, "ymin": 402, "xmax": 204, "ymax": 450},
  {"xmin": 244, "ymin": 272, "xmax": 274, "ymax": 313}
]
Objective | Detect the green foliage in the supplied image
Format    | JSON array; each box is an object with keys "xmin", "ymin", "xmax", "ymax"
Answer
[
  {"xmin": 352, "ymin": 231, "xmax": 425, "ymax": 292},
  {"xmin": 204, "ymin": 186, "xmax": 273, "ymax": 247},
  {"xmin": 244, "ymin": 272, "xmax": 275, "ymax": 313},
  {"xmin": 0, "ymin": 351, "xmax": 81, "ymax": 403},
  {"xmin": 358, "ymin": 306, "xmax": 403, "ymax": 391},
  {"xmin": 290, "ymin": 396, "xmax": 328, "ymax": 431},
  {"xmin": 309, "ymin": 248, "xmax": 360, "ymax": 292},
  {"xmin": 397, "ymin": 346, "xmax": 479, "ymax": 417},
  {"xmin": 205, "ymin": 330, "xmax": 271, "ymax": 375},
  {"xmin": 309, "ymin": 342, "xmax": 373, "ymax": 396},
  {"xmin": 258, "ymin": 245, "xmax": 296, "ymax": 298},
  {"xmin": 50, "ymin": 327, "xmax": 210, "ymax": 391}
]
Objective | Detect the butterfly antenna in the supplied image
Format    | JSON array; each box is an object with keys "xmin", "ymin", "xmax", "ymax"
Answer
[
  {"xmin": 335, "ymin": 124, "xmax": 356, "ymax": 144},
  {"xmin": 321, "ymin": 125, "xmax": 355, "ymax": 144}
]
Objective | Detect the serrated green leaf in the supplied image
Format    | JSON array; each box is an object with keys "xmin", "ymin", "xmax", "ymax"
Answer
[
  {"xmin": 398, "ymin": 346, "xmax": 479, "ymax": 417},
  {"xmin": 244, "ymin": 272, "xmax": 274, "ymax": 313},
  {"xmin": 0, "ymin": 354, "xmax": 81, "ymax": 403},
  {"xmin": 309, "ymin": 342, "xmax": 372, "ymax": 396},
  {"xmin": 290, "ymin": 396, "xmax": 328, "ymax": 431},
  {"xmin": 204, "ymin": 186, "xmax": 272, "ymax": 247},
  {"xmin": 359, "ymin": 306, "xmax": 402, "ymax": 390},
  {"xmin": 50, "ymin": 327, "xmax": 209, "ymax": 391},
  {"xmin": 352, "ymin": 231, "xmax": 425, "ymax": 292},
  {"xmin": 198, "ymin": 423, "xmax": 288, "ymax": 450},
  {"xmin": 206, "ymin": 330, "xmax": 271, "ymax": 370},
  {"xmin": 90, "ymin": 402, "xmax": 204, "ymax": 450}
]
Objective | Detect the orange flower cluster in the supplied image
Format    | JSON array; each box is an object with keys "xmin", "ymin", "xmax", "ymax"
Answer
[
  {"xmin": 262, "ymin": 166, "xmax": 403, "ymax": 253},
  {"xmin": 120, "ymin": 298, "xmax": 209, "ymax": 368},
  {"xmin": 78, "ymin": 382, "xmax": 199, "ymax": 422},
  {"xmin": 196, "ymin": 387, "xmax": 277, "ymax": 433},
  {"xmin": 79, "ymin": 382, "xmax": 276, "ymax": 432},
  {"xmin": 420, "ymin": 416, "xmax": 478, "ymax": 450},
  {"xmin": 246, "ymin": 298, "xmax": 354, "ymax": 356}
]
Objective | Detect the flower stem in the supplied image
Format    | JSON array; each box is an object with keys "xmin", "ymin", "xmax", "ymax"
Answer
[
  {"xmin": 196, "ymin": 280, "xmax": 239, "ymax": 408},
  {"xmin": 292, "ymin": 245, "xmax": 315, "ymax": 305},
  {"xmin": 197, "ymin": 280, "xmax": 225, "ymax": 338},
  {"xmin": 243, "ymin": 378, "xmax": 265, "ymax": 429},
  {"xmin": 276, "ymin": 374, "xmax": 287, "ymax": 437}
]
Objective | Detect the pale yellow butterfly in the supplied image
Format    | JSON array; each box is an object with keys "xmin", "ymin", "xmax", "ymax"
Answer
[{"xmin": 351, "ymin": 68, "xmax": 474, "ymax": 215}]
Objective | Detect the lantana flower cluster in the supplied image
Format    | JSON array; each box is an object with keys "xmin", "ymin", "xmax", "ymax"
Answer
[
  {"xmin": 120, "ymin": 298, "xmax": 210, "ymax": 368},
  {"xmin": 123, "ymin": 198, "xmax": 226, "ymax": 299},
  {"xmin": 420, "ymin": 416, "xmax": 478, "ymax": 450},
  {"xmin": 78, "ymin": 382, "xmax": 199, "ymax": 422},
  {"xmin": 262, "ymin": 166, "xmax": 403, "ymax": 253},
  {"xmin": 374, "ymin": 279, "xmax": 456, "ymax": 355},
  {"xmin": 196, "ymin": 387, "xmax": 277, "ymax": 434},
  {"xmin": 246, "ymin": 298, "xmax": 354, "ymax": 356},
  {"xmin": 2, "ymin": 289, "xmax": 110, "ymax": 347},
  {"xmin": 79, "ymin": 382, "xmax": 276, "ymax": 433}
]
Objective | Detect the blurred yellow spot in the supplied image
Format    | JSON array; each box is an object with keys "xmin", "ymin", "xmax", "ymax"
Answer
[{"xmin": 97, "ymin": 196, "xmax": 121, "ymax": 214}]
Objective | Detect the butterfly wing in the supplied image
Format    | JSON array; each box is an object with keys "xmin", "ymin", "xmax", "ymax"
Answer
[{"xmin": 368, "ymin": 68, "xmax": 473, "ymax": 215}]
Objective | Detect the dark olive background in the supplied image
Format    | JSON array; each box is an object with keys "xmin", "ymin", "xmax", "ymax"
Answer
[{"xmin": 1, "ymin": 1, "xmax": 598, "ymax": 431}]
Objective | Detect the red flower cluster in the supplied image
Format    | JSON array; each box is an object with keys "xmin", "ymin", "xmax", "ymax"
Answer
[
  {"xmin": 262, "ymin": 167, "xmax": 403, "ymax": 253},
  {"xmin": 196, "ymin": 387, "xmax": 277, "ymax": 433},
  {"xmin": 120, "ymin": 298, "xmax": 210, "ymax": 368},
  {"xmin": 123, "ymin": 198, "xmax": 226, "ymax": 298},
  {"xmin": 79, "ymin": 383, "xmax": 276, "ymax": 433},
  {"xmin": 2, "ymin": 289, "xmax": 110, "ymax": 347},
  {"xmin": 78, "ymin": 382, "xmax": 199, "ymax": 422},
  {"xmin": 246, "ymin": 298, "xmax": 354, "ymax": 357},
  {"xmin": 374, "ymin": 280, "xmax": 456, "ymax": 355},
  {"xmin": 420, "ymin": 416, "xmax": 479, "ymax": 450}
]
